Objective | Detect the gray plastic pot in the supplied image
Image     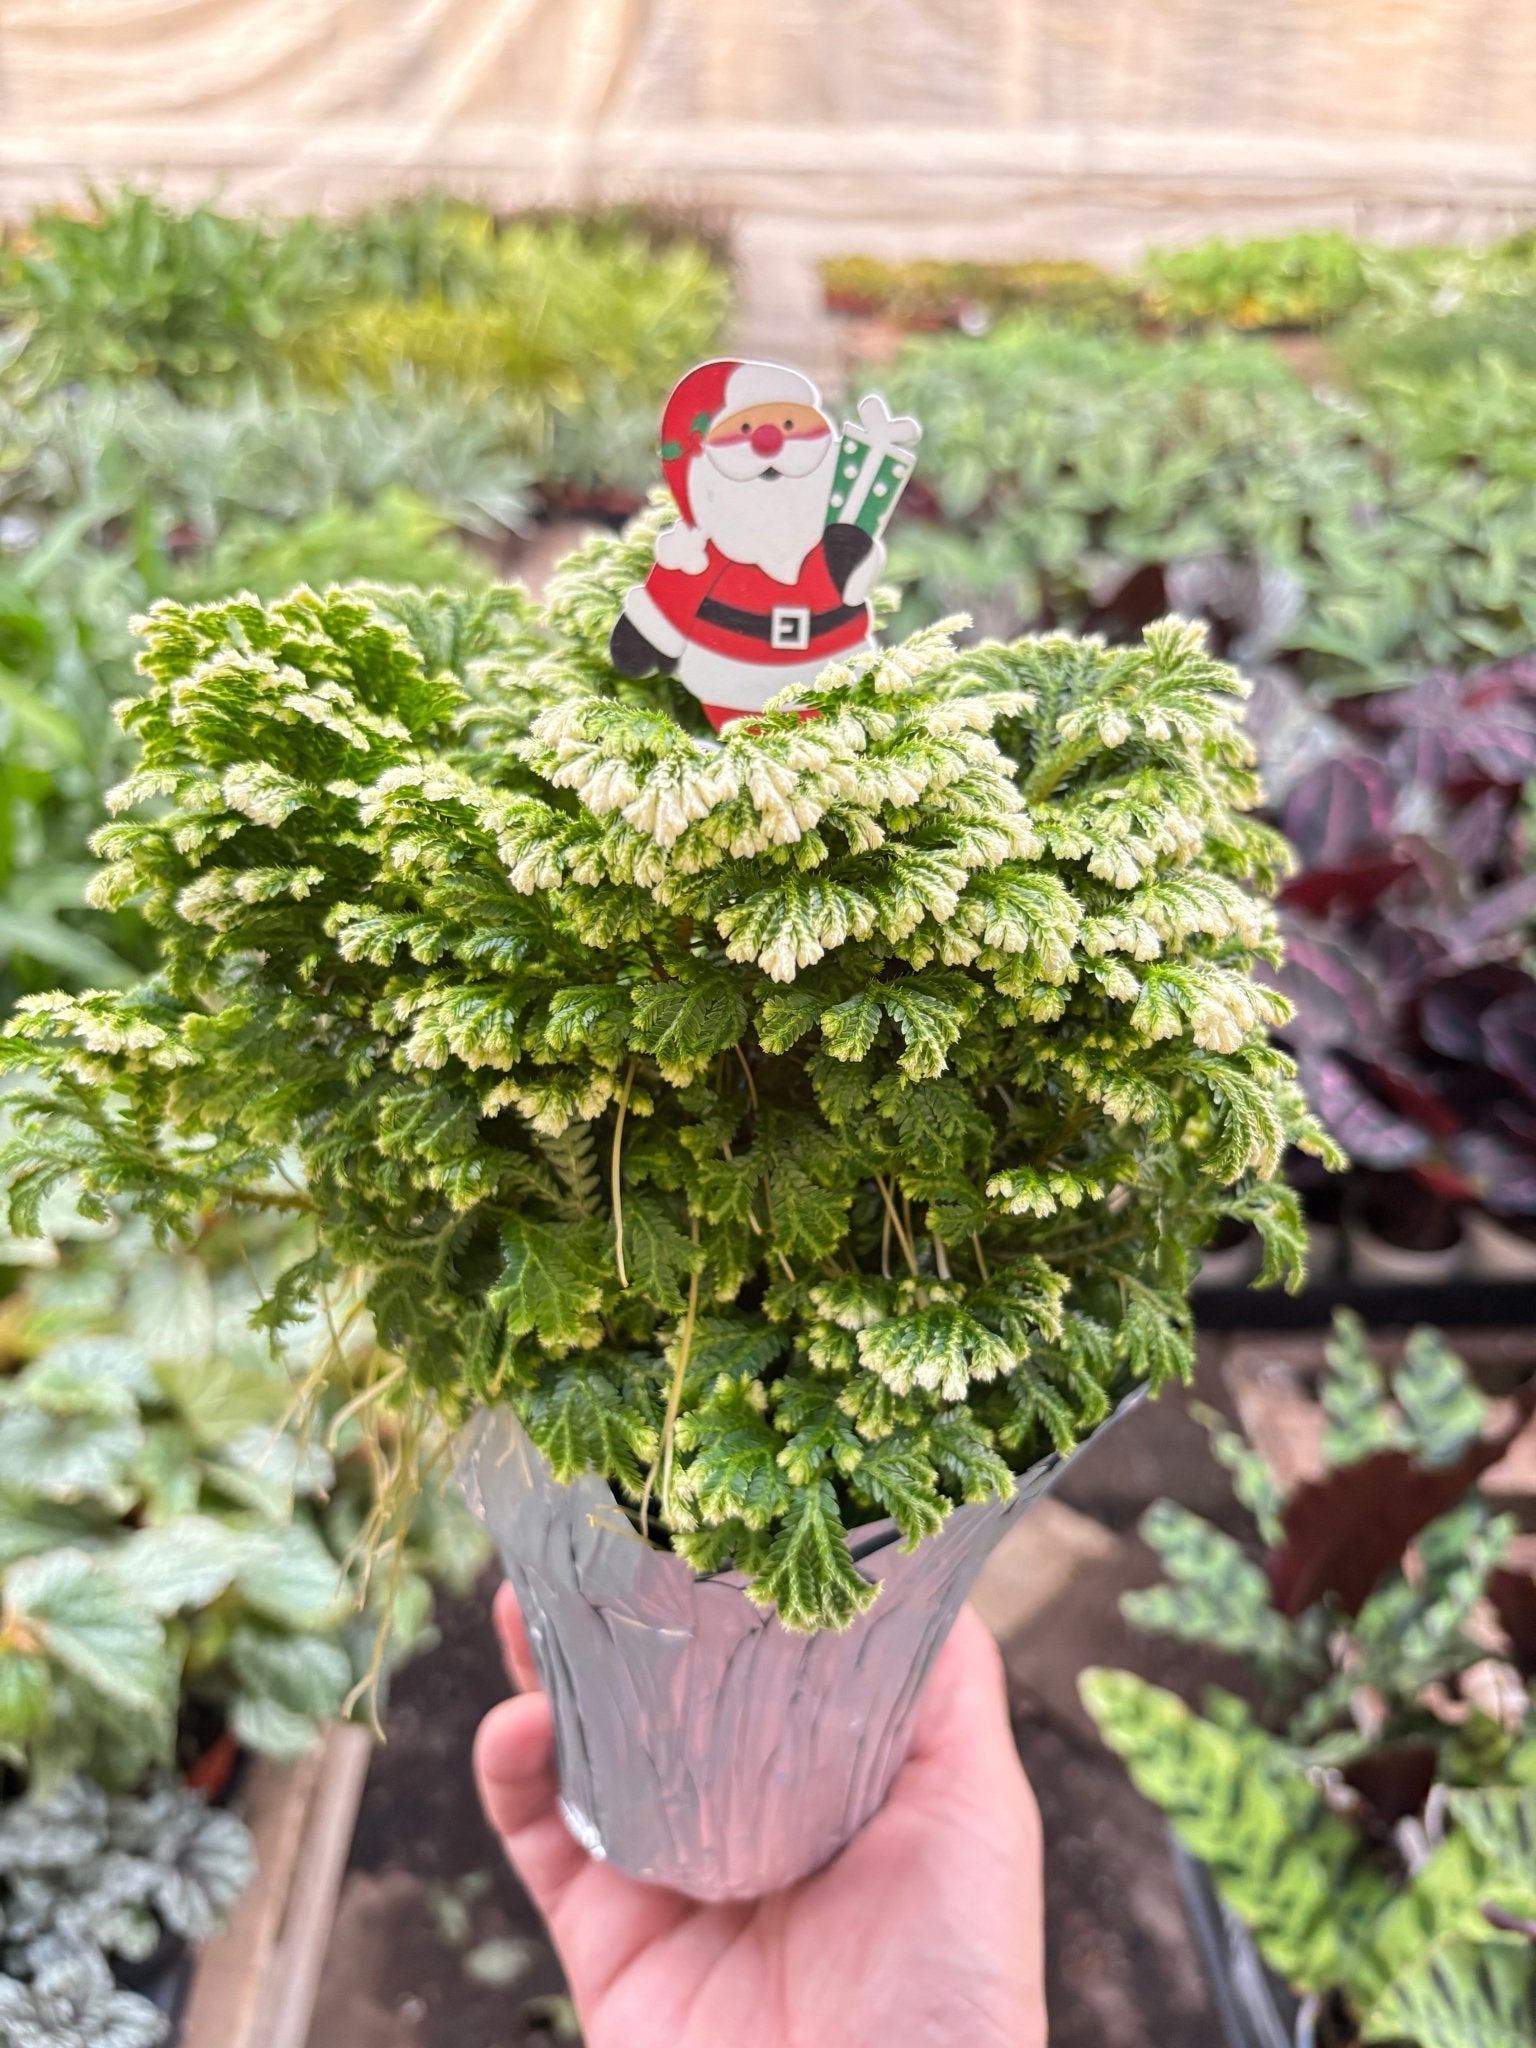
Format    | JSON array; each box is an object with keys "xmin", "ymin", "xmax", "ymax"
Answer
[
  {"xmin": 458, "ymin": 1397, "xmax": 1138, "ymax": 1901},
  {"xmin": 1172, "ymin": 1841, "xmax": 1349, "ymax": 2048}
]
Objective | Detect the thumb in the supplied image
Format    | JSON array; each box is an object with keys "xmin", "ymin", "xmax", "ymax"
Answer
[
  {"xmin": 906, "ymin": 1604, "xmax": 1022, "ymax": 1778},
  {"xmin": 474, "ymin": 1694, "xmax": 589, "ymax": 1913}
]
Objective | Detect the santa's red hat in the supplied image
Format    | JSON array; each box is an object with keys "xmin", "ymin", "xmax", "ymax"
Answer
[{"xmin": 658, "ymin": 359, "xmax": 821, "ymax": 526}]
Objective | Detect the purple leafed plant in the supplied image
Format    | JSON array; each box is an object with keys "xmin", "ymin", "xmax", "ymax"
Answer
[{"xmin": 1267, "ymin": 659, "xmax": 1536, "ymax": 1219}]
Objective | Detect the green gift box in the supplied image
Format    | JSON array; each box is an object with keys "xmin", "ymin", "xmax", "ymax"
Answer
[{"xmin": 826, "ymin": 427, "xmax": 917, "ymax": 539}]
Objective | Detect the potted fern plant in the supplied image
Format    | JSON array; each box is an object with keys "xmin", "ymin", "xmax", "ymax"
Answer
[{"xmin": 0, "ymin": 523, "xmax": 1332, "ymax": 1898}]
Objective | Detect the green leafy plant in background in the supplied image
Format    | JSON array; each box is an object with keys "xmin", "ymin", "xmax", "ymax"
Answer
[
  {"xmin": 0, "ymin": 190, "xmax": 340, "ymax": 398},
  {"xmin": 1084, "ymin": 1313, "xmax": 1536, "ymax": 2046},
  {"xmin": 319, "ymin": 194, "xmax": 728, "ymax": 309},
  {"xmin": 1136, "ymin": 228, "xmax": 1379, "ymax": 332},
  {"xmin": 0, "ymin": 1211, "xmax": 486, "ymax": 1787},
  {"xmin": 0, "ymin": 528, "xmax": 1334, "ymax": 1632},
  {"xmin": 0, "ymin": 189, "xmax": 729, "ymax": 494},
  {"xmin": 0, "ymin": 189, "xmax": 733, "ymax": 1004},
  {"xmin": 1358, "ymin": 356, "xmax": 1536, "ymax": 484},
  {"xmin": 820, "ymin": 254, "xmax": 1140, "ymax": 333},
  {"xmin": 316, "ymin": 193, "xmax": 511, "ymax": 305},
  {"xmin": 1, "ymin": 378, "xmax": 533, "ymax": 543},
  {"xmin": 886, "ymin": 317, "xmax": 1536, "ymax": 694},
  {"xmin": 0, "ymin": 382, "xmax": 509, "ymax": 1008},
  {"xmin": 1333, "ymin": 238, "xmax": 1536, "ymax": 384},
  {"xmin": 285, "ymin": 217, "xmax": 728, "ymax": 496}
]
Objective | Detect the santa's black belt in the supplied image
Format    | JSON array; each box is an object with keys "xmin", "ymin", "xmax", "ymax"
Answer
[{"xmin": 696, "ymin": 598, "xmax": 864, "ymax": 642}]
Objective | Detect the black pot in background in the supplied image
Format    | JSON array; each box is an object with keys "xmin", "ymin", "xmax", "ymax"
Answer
[
  {"xmin": 115, "ymin": 1933, "xmax": 194, "ymax": 2032},
  {"xmin": 1171, "ymin": 1846, "xmax": 1367, "ymax": 2047},
  {"xmin": 1345, "ymin": 1172, "xmax": 1465, "ymax": 1283},
  {"xmin": 1170, "ymin": 1840, "xmax": 1303, "ymax": 2048}
]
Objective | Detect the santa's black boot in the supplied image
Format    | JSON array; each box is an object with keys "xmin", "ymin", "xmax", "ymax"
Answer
[
  {"xmin": 822, "ymin": 522, "xmax": 876, "ymax": 601},
  {"xmin": 610, "ymin": 614, "xmax": 678, "ymax": 679}
]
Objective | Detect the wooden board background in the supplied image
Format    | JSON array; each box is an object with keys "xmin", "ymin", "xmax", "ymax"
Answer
[{"xmin": 180, "ymin": 1725, "xmax": 373, "ymax": 2048}]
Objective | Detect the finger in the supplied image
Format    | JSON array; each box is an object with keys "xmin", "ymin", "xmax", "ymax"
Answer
[
  {"xmin": 907, "ymin": 1604, "xmax": 1020, "ymax": 1775},
  {"xmin": 475, "ymin": 1696, "xmax": 696, "ymax": 2002},
  {"xmin": 493, "ymin": 1580, "xmax": 542, "ymax": 1695},
  {"xmin": 474, "ymin": 1694, "xmax": 589, "ymax": 1907}
]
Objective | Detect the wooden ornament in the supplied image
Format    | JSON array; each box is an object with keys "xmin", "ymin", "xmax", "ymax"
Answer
[{"xmin": 609, "ymin": 359, "xmax": 921, "ymax": 730}]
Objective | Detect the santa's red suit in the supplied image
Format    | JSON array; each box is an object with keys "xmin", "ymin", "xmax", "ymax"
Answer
[{"xmin": 610, "ymin": 359, "xmax": 881, "ymax": 729}]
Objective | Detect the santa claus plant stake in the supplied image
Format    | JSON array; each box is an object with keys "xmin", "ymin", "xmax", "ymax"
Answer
[
  {"xmin": 611, "ymin": 359, "xmax": 920, "ymax": 728},
  {"xmin": 0, "ymin": 451, "xmax": 1336, "ymax": 1900}
]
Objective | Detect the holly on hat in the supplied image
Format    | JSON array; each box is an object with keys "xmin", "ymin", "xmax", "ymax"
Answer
[{"xmin": 656, "ymin": 359, "xmax": 822, "ymax": 555}]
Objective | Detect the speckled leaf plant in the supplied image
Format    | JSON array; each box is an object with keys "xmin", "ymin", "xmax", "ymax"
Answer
[{"xmin": 0, "ymin": 515, "xmax": 1337, "ymax": 1631}]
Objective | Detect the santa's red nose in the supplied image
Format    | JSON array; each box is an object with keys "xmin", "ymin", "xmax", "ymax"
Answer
[{"xmin": 749, "ymin": 422, "xmax": 785, "ymax": 456}]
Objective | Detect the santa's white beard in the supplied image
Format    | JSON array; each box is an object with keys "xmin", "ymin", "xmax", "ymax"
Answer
[{"xmin": 688, "ymin": 442, "xmax": 835, "ymax": 584}]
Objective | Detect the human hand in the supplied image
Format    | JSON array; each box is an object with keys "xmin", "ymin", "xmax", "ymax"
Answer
[{"xmin": 475, "ymin": 1585, "xmax": 1047, "ymax": 2048}]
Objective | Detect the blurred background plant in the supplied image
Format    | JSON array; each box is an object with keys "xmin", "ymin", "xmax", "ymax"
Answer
[
  {"xmin": 1085, "ymin": 1313, "xmax": 1536, "ymax": 2046},
  {"xmin": 0, "ymin": 190, "xmax": 728, "ymax": 1008},
  {"xmin": 0, "ymin": 1208, "xmax": 486, "ymax": 1787},
  {"xmin": 0, "ymin": 1183, "xmax": 486, "ymax": 2043},
  {"xmin": 1262, "ymin": 660, "xmax": 1536, "ymax": 1248},
  {"xmin": 1136, "ymin": 227, "xmax": 1382, "ymax": 332},
  {"xmin": 884, "ymin": 319, "xmax": 1536, "ymax": 697}
]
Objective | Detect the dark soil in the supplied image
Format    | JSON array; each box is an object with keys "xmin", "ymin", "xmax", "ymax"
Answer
[
  {"xmin": 310, "ymin": 1575, "xmax": 571, "ymax": 2048},
  {"xmin": 1016, "ymin": 1709, "xmax": 1214, "ymax": 2048}
]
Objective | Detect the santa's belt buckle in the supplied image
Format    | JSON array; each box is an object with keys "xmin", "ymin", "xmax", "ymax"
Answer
[{"xmin": 769, "ymin": 605, "xmax": 812, "ymax": 652}]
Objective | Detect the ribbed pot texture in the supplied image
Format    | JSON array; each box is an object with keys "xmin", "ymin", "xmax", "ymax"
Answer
[{"xmin": 458, "ymin": 1399, "xmax": 1136, "ymax": 1901}]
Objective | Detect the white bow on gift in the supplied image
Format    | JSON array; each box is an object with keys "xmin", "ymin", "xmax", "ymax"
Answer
[
  {"xmin": 830, "ymin": 395, "xmax": 922, "ymax": 606},
  {"xmin": 855, "ymin": 391, "xmax": 923, "ymax": 451}
]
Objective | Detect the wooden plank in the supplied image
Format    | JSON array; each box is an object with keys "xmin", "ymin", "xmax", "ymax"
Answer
[
  {"xmin": 179, "ymin": 1723, "xmax": 373, "ymax": 2048},
  {"xmin": 971, "ymin": 1496, "xmax": 1121, "ymax": 1645}
]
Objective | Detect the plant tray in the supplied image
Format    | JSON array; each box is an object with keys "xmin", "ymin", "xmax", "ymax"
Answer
[
  {"xmin": 177, "ymin": 1725, "xmax": 371, "ymax": 2048},
  {"xmin": 1195, "ymin": 1278, "xmax": 1536, "ymax": 1333}
]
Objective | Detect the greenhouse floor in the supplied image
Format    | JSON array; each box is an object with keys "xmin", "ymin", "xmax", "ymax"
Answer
[{"xmin": 307, "ymin": 1347, "xmax": 1250, "ymax": 2048}]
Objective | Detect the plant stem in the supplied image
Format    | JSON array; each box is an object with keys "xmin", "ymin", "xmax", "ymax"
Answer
[
  {"xmin": 733, "ymin": 1043, "xmax": 760, "ymax": 1113},
  {"xmin": 1484, "ymin": 1905, "xmax": 1536, "ymax": 1942},
  {"xmin": 875, "ymin": 1176, "xmax": 919, "ymax": 1276},
  {"xmin": 610, "ymin": 1056, "xmax": 637, "ymax": 1288},
  {"xmin": 326, "ymin": 1361, "xmax": 407, "ymax": 1451},
  {"xmin": 643, "ymin": 1217, "xmax": 701, "ymax": 1540}
]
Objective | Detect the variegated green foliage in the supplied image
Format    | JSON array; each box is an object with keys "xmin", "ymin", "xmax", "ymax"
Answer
[
  {"xmin": 1288, "ymin": 1501, "xmax": 1516, "ymax": 1749},
  {"xmin": 1122, "ymin": 1499, "xmax": 1298, "ymax": 1674},
  {"xmin": 1080, "ymin": 1671, "xmax": 1393, "ymax": 1992},
  {"xmin": 1089, "ymin": 1314, "xmax": 1536, "ymax": 2048},
  {"xmin": 1126, "ymin": 1319, "xmax": 1512, "ymax": 1758},
  {"xmin": 0, "ymin": 527, "xmax": 1332, "ymax": 1629},
  {"xmin": 1323, "ymin": 1311, "xmax": 1487, "ymax": 1471},
  {"xmin": 1085, "ymin": 1673, "xmax": 1536, "ymax": 2046},
  {"xmin": 1354, "ymin": 1788, "xmax": 1536, "ymax": 2042},
  {"xmin": 1188, "ymin": 1400, "xmax": 1285, "ymax": 1544},
  {"xmin": 0, "ymin": 1773, "xmax": 259, "ymax": 2048},
  {"xmin": 1366, "ymin": 1944, "xmax": 1536, "ymax": 2048},
  {"xmin": 0, "ymin": 1216, "xmax": 485, "ymax": 1791}
]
